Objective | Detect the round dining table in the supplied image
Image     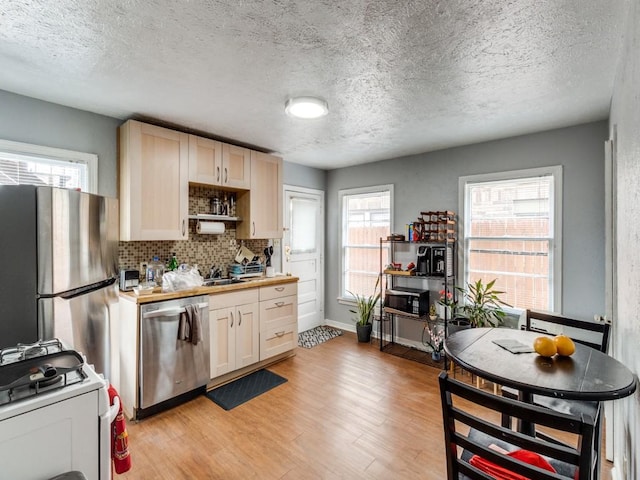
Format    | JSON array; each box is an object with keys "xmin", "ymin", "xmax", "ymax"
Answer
[
  {"xmin": 444, "ymin": 326, "xmax": 638, "ymax": 470},
  {"xmin": 444, "ymin": 327, "xmax": 637, "ymax": 402}
]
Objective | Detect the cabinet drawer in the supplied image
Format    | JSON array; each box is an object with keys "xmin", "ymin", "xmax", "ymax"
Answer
[
  {"xmin": 259, "ymin": 282, "xmax": 297, "ymax": 301},
  {"xmin": 209, "ymin": 288, "xmax": 258, "ymax": 310},
  {"xmin": 259, "ymin": 295, "xmax": 297, "ymax": 331},
  {"xmin": 260, "ymin": 323, "xmax": 297, "ymax": 361}
]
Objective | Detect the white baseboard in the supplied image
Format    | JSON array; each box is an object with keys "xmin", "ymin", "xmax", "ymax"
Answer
[
  {"xmin": 323, "ymin": 319, "xmax": 433, "ymax": 352},
  {"xmin": 324, "ymin": 319, "xmax": 355, "ymax": 333}
]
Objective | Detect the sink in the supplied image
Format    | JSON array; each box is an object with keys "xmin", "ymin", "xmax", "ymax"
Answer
[{"xmin": 202, "ymin": 278, "xmax": 239, "ymax": 286}]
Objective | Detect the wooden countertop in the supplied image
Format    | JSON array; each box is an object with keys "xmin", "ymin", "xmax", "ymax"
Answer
[{"xmin": 119, "ymin": 275, "xmax": 299, "ymax": 304}]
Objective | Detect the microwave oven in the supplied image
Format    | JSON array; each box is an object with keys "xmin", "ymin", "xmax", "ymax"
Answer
[{"xmin": 384, "ymin": 287, "xmax": 429, "ymax": 316}]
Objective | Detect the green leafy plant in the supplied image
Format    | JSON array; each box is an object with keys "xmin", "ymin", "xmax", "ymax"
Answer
[
  {"xmin": 455, "ymin": 278, "xmax": 510, "ymax": 328},
  {"xmin": 348, "ymin": 277, "xmax": 381, "ymax": 326}
]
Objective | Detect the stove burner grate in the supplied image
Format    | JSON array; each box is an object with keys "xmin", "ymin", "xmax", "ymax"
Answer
[
  {"xmin": 0, "ymin": 341, "xmax": 86, "ymax": 406},
  {"xmin": 0, "ymin": 339, "xmax": 65, "ymax": 365}
]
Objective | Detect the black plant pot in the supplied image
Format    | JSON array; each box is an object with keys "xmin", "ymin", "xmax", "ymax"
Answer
[
  {"xmin": 356, "ymin": 323, "xmax": 373, "ymax": 343},
  {"xmin": 447, "ymin": 317, "xmax": 472, "ymax": 336}
]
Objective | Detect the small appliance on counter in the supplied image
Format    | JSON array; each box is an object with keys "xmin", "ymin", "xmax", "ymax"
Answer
[
  {"xmin": 120, "ymin": 269, "xmax": 140, "ymax": 291},
  {"xmin": 430, "ymin": 245, "xmax": 454, "ymax": 276},
  {"xmin": 416, "ymin": 245, "xmax": 430, "ymax": 276}
]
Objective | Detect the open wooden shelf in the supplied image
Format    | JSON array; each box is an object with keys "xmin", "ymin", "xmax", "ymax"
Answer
[{"xmin": 383, "ymin": 269, "xmax": 415, "ymax": 276}]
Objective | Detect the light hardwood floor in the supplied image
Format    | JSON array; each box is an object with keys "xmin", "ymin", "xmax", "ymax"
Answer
[{"xmin": 119, "ymin": 332, "xmax": 613, "ymax": 479}]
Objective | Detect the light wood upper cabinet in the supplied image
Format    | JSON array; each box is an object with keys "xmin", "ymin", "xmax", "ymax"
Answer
[
  {"xmin": 236, "ymin": 152, "xmax": 283, "ymax": 239},
  {"xmin": 188, "ymin": 135, "xmax": 223, "ymax": 185},
  {"xmin": 119, "ymin": 120, "xmax": 189, "ymax": 241},
  {"xmin": 221, "ymin": 144, "xmax": 251, "ymax": 189},
  {"xmin": 188, "ymin": 136, "xmax": 250, "ymax": 189}
]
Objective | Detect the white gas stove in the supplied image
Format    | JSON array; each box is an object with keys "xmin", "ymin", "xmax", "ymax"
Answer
[{"xmin": 0, "ymin": 339, "xmax": 117, "ymax": 480}]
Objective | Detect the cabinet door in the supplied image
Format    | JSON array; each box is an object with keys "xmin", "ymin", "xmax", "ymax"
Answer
[
  {"xmin": 236, "ymin": 152, "xmax": 283, "ymax": 239},
  {"xmin": 119, "ymin": 120, "xmax": 189, "ymax": 240},
  {"xmin": 222, "ymin": 144, "xmax": 251, "ymax": 189},
  {"xmin": 188, "ymin": 134, "xmax": 222, "ymax": 186},
  {"xmin": 210, "ymin": 307, "xmax": 235, "ymax": 378},
  {"xmin": 235, "ymin": 302, "xmax": 259, "ymax": 368}
]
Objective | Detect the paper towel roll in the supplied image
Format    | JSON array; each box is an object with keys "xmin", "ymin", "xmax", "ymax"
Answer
[{"xmin": 196, "ymin": 221, "xmax": 225, "ymax": 234}]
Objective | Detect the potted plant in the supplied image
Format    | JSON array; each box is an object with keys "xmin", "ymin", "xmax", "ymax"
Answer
[
  {"xmin": 348, "ymin": 277, "xmax": 381, "ymax": 343},
  {"xmin": 455, "ymin": 278, "xmax": 510, "ymax": 328},
  {"xmin": 429, "ymin": 304, "xmax": 438, "ymax": 321}
]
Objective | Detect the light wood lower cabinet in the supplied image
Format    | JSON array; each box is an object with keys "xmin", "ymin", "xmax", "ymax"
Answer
[
  {"xmin": 259, "ymin": 283, "xmax": 298, "ymax": 361},
  {"xmin": 209, "ymin": 289, "xmax": 259, "ymax": 378},
  {"xmin": 209, "ymin": 282, "xmax": 298, "ymax": 380}
]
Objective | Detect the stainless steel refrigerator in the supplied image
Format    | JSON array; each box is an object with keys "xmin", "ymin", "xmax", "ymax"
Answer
[{"xmin": 0, "ymin": 185, "xmax": 119, "ymax": 379}]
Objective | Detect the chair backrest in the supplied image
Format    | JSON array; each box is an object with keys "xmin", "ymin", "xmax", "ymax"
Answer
[
  {"xmin": 438, "ymin": 371, "xmax": 596, "ymax": 480},
  {"xmin": 525, "ymin": 309, "xmax": 610, "ymax": 353}
]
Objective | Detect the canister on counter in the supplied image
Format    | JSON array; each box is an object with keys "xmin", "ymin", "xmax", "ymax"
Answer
[{"xmin": 211, "ymin": 197, "xmax": 221, "ymax": 215}]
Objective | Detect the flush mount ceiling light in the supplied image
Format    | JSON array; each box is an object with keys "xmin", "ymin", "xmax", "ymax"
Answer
[{"xmin": 285, "ymin": 97, "xmax": 329, "ymax": 119}]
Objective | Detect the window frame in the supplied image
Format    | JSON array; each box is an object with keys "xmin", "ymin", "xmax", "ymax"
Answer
[
  {"xmin": 458, "ymin": 166, "xmax": 562, "ymax": 313},
  {"xmin": 338, "ymin": 184, "xmax": 393, "ymax": 304},
  {"xmin": 0, "ymin": 139, "xmax": 98, "ymax": 193}
]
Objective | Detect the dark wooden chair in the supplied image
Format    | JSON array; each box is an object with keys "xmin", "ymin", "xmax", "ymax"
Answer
[
  {"xmin": 522, "ymin": 309, "xmax": 610, "ymax": 352},
  {"xmin": 501, "ymin": 309, "xmax": 610, "ymax": 479},
  {"xmin": 439, "ymin": 371, "xmax": 597, "ymax": 480}
]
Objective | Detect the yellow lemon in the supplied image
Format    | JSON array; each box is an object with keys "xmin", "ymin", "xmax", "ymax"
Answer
[
  {"xmin": 533, "ymin": 336, "xmax": 557, "ymax": 357},
  {"xmin": 554, "ymin": 335, "xmax": 576, "ymax": 356}
]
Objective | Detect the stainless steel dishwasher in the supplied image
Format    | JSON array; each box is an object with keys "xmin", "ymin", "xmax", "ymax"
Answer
[{"xmin": 139, "ymin": 295, "xmax": 210, "ymax": 416}]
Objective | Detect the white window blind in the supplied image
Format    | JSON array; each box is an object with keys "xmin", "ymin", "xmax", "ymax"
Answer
[
  {"xmin": 0, "ymin": 139, "xmax": 97, "ymax": 193},
  {"xmin": 460, "ymin": 167, "xmax": 562, "ymax": 312},
  {"xmin": 340, "ymin": 185, "xmax": 392, "ymax": 300}
]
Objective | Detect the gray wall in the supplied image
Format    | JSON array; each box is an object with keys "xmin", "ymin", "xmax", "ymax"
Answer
[
  {"xmin": 283, "ymin": 160, "xmax": 327, "ymax": 191},
  {"xmin": 0, "ymin": 90, "xmax": 121, "ymax": 198},
  {"xmin": 0, "ymin": 89, "xmax": 328, "ymax": 201},
  {"xmin": 326, "ymin": 121, "xmax": 608, "ymax": 328},
  {"xmin": 609, "ymin": 0, "xmax": 640, "ymax": 477}
]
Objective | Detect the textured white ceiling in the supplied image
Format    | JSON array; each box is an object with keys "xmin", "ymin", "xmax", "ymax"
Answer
[{"xmin": 0, "ymin": 1, "xmax": 627, "ymax": 169}]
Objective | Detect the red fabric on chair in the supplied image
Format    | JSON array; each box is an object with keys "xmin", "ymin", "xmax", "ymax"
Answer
[
  {"xmin": 470, "ymin": 449, "xmax": 557, "ymax": 480},
  {"xmin": 108, "ymin": 385, "xmax": 132, "ymax": 474}
]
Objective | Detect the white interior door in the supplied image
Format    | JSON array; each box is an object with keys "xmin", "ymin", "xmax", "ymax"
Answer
[{"xmin": 283, "ymin": 186, "xmax": 324, "ymax": 333}]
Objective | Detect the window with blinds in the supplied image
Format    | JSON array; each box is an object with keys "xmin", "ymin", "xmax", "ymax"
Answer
[
  {"xmin": 0, "ymin": 139, "xmax": 97, "ymax": 193},
  {"xmin": 460, "ymin": 167, "xmax": 562, "ymax": 312},
  {"xmin": 339, "ymin": 185, "xmax": 392, "ymax": 301}
]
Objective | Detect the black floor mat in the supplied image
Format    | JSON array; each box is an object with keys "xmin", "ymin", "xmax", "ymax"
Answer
[{"xmin": 205, "ymin": 369, "xmax": 287, "ymax": 410}]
